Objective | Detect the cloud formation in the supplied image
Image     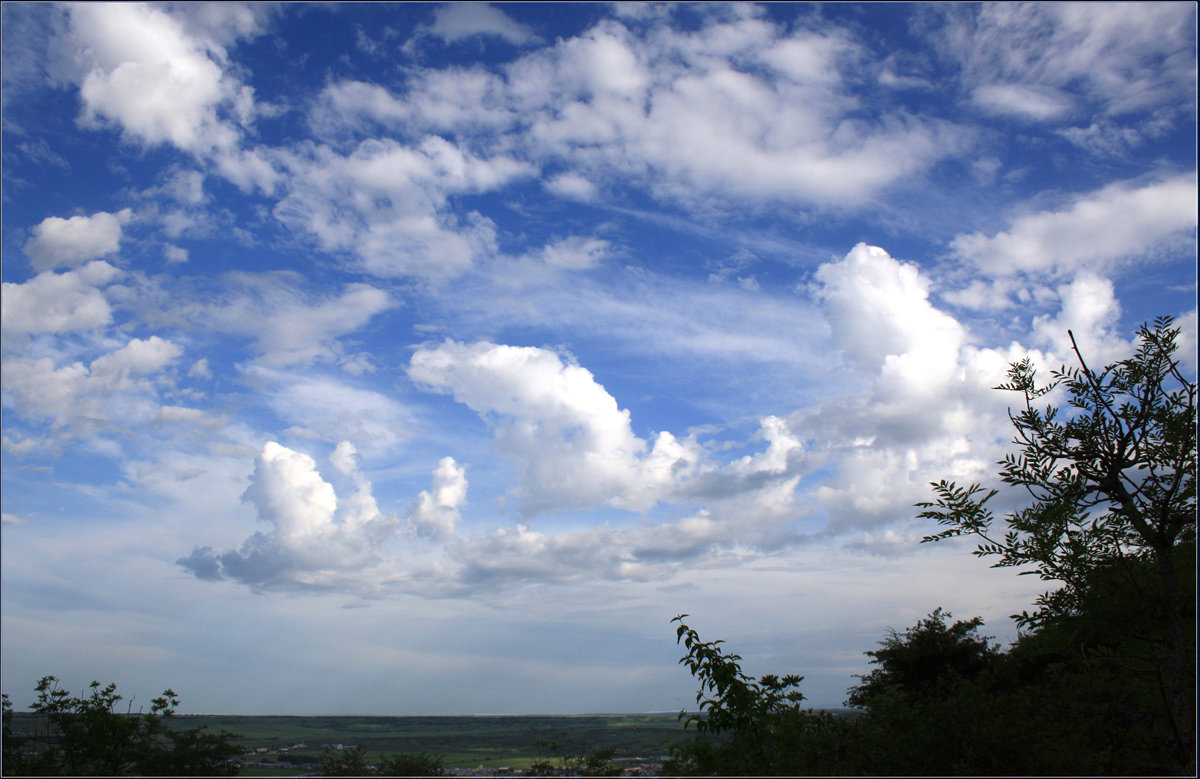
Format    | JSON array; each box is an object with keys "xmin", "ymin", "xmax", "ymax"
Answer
[
  {"xmin": 951, "ymin": 175, "xmax": 1198, "ymax": 277},
  {"xmin": 66, "ymin": 2, "xmax": 256, "ymax": 154},
  {"xmin": 178, "ymin": 441, "xmax": 399, "ymax": 589},
  {"xmin": 409, "ymin": 340, "xmax": 700, "ymax": 514},
  {"xmin": 24, "ymin": 210, "xmax": 132, "ymax": 272}
]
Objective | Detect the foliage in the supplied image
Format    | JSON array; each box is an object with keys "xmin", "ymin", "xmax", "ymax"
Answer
[
  {"xmin": 664, "ymin": 615, "xmax": 817, "ymax": 776},
  {"xmin": 1, "ymin": 675, "xmax": 241, "ymax": 776},
  {"xmin": 318, "ymin": 743, "xmax": 445, "ymax": 776},
  {"xmin": 845, "ymin": 607, "xmax": 999, "ymax": 709},
  {"xmin": 918, "ymin": 316, "xmax": 1196, "ymax": 773}
]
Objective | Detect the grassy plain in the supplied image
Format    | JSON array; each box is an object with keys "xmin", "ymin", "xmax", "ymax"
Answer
[{"xmin": 10, "ymin": 712, "xmax": 692, "ymax": 770}]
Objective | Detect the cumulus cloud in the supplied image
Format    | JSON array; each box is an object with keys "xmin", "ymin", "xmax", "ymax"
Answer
[
  {"xmin": 1, "ymin": 336, "xmax": 184, "ymax": 444},
  {"xmin": 24, "ymin": 210, "xmax": 132, "ymax": 272},
  {"xmin": 1, "ymin": 261, "xmax": 121, "ymax": 339},
  {"xmin": 802, "ymin": 244, "xmax": 1046, "ymax": 530},
  {"xmin": 545, "ymin": 172, "xmax": 599, "ymax": 202},
  {"xmin": 408, "ymin": 340, "xmax": 700, "ymax": 514},
  {"xmin": 317, "ymin": 12, "xmax": 964, "ymax": 212},
  {"xmin": 178, "ymin": 441, "xmax": 400, "ymax": 589},
  {"xmin": 66, "ymin": 2, "xmax": 256, "ymax": 154},
  {"xmin": 408, "ymin": 457, "xmax": 468, "ymax": 540},
  {"xmin": 273, "ymin": 137, "xmax": 533, "ymax": 280},
  {"xmin": 951, "ymin": 175, "xmax": 1198, "ymax": 277},
  {"xmin": 1031, "ymin": 273, "xmax": 1129, "ymax": 366}
]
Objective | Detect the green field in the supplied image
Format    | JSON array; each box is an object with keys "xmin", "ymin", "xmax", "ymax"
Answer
[{"xmin": 9, "ymin": 712, "xmax": 694, "ymax": 771}]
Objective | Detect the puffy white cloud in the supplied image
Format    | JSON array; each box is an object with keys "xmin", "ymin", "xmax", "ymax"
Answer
[
  {"xmin": 424, "ymin": 3, "xmax": 539, "ymax": 46},
  {"xmin": 323, "ymin": 13, "xmax": 964, "ymax": 211},
  {"xmin": 951, "ymin": 175, "xmax": 1198, "ymax": 277},
  {"xmin": 1031, "ymin": 273, "xmax": 1129, "ymax": 366},
  {"xmin": 528, "ymin": 236, "xmax": 611, "ymax": 271},
  {"xmin": 545, "ymin": 172, "xmax": 599, "ymax": 202},
  {"xmin": 816, "ymin": 243, "xmax": 965, "ymax": 377},
  {"xmin": 1, "ymin": 261, "xmax": 120, "ymax": 339},
  {"xmin": 802, "ymin": 244, "xmax": 1045, "ymax": 529},
  {"xmin": 66, "ymin": 2, "xmax": 255, "ymax": 154},
  {"xmin": 273, "ymin": 137, "xmax": 533, "ymax": 280},
  {"xmin": 408, "ymin": 457, "xmax": 468, "ymax": 540},
  {"xmin": 178, "ymin": 441, "xmax": 400, "ymax": 589},
  {"xmin": 409, "ymin": 340, "xmax": 700, "ymax": 513},
  {"xmin": 24, "ymin": 210, "xmax": 132, "ymax": 271},
  {"xmin": 1, "ymin": 336, "xmax": 183, "ymax": 444},
  {"xmin": 511, "ymin": 16, "xmax": 962, "ymax": 206}
]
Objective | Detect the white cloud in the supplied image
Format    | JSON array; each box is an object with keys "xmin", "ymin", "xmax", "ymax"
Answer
[
  {"xmin": 187, "ymin": 359, "xmax": 212, "ymax": 379},
  {"xmin": 66, "ymin": 2, "xmax": 251, "ymax": 154},
  {"xmin": 1, "ymin": 261, "xmax": 121, "ymax": 338},
  {"xmin": 178, "ymin": 441, "xmax": 400, "ymax": 589},
  {"xmin": 408, "ymin": 457, "xmax": 468, "ymax": 540},
  {"xmin": 532, "ymin": 236, "xmax": 611, "ymax": 270},
  {"xmin": 273, "ymin": 137, "xmax": 533, "ymax": 280},
  {"xmin": 245, "ymin": 367, "xmax": 412, "ymax": 456},
  {"xmin": 408, "ymin": 340, "xmax": 700, "ymax": 514},
  {"xmin": 815, "ymin": 243, "xmax": 965, "ymax": 374},
  {"xmin": 802, "ymin": 244, "xmax": 1049, "ymax": 530},
  {"xmin": 24, "ymin": 210, "xmax": 132, "ymax": 272},
  {"xmin": 327, "ymin": 13, "xmax": 964, "ymax": 210},
  {"xmin": 1, "ymin": 336, "xmax": 183, "ymax": 444},
  {"xmin": 1032, "ymin": 273, "xmax": 1129, "ymax": 366},
  {"xmin": 251, "ymin": 283, "xmax": 391, "ymax": 369},
  {"xmin": 951, "ymin": 175, "xmax": 1198, "ymax": 276},
  {"xmin": 425, "ymin": 3, "xmax": 539, "ymax": 46},
  {"xmin": 191, "ymin": 276, "xmax": 393, "ymax": 368},
  {"xmin": 545, "ymin": 172, "xmax": 599, "ymax": 202},
  {"xmin": 942, "ymin": 3, "xmax": 1197, "ymax": 117},
  {"xmin": 971, "ymin": 83, "xmax": 1073, "ymax": 121}
]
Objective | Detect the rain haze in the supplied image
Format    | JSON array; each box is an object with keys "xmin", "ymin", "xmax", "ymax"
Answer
[{"xmin": 1, "ymin": 2, "xmax": 1196, "ymax": 715}]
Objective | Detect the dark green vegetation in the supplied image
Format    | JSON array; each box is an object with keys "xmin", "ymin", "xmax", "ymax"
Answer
[
  {"xmin": 2, "ymin": 676, "xmax": 241, "ymax": 776},
  {"xmin": 666, "ymin": 317, "xmax": 1196, "ymax": 776},
  {"xmin": 4, "ymin": 708, "xmax": 690, "ymax": 775}
]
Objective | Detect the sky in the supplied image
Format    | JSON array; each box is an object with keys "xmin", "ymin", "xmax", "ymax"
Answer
[{"xmin": 1, "ymin": 2, "xmax": 1196, "ymax": 716}]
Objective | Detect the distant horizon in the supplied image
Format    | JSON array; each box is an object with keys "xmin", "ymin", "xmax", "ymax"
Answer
[{"xmin": 3, "ymin": 1, "xmax": 1195, "ymax": 717}]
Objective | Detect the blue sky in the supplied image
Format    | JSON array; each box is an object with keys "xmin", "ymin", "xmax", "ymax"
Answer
[{"xmin": 1, "ymin": 2, "xmax": 1196, "ymax": 715}]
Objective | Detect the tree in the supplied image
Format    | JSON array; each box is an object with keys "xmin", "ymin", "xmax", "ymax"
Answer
[
  {"xmin": 2, "ymin": 675, "xmax": 241, "ymax": 776},
  {"xmin": 665, "ymin": 615, "xmax": 817, "ymax": 776},
  {"xmin": 918, "ymin": 316, "xmax": 1196, "ymax": 774},
  {"xmin": 845, "ymin": 607, "xmax": 999, "ymax": 709}
]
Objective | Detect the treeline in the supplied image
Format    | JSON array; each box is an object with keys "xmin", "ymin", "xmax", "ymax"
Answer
[{"xmin": 3, "ymin": 319, "xmax": 1194, "ymax": 776}]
